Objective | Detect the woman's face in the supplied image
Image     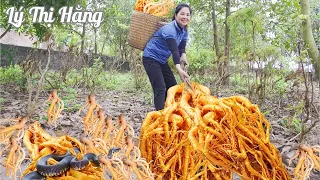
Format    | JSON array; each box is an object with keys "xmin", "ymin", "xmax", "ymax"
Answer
[{"xmin": 175, "ymin": 7, "xmax": 191, "ymax": 28}]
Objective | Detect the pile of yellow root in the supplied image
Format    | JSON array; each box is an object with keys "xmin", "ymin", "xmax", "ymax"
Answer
[
  {"xmin": 77, "ymin": 94, "xmax": 154, "ymax": 180},
  {"xmin": 139, "ymin": 82, "xmax": 300, "ymax": 180},
  {"xmin": 289, "ymin": 144, "xmax": 320, "ymax": 180},
  {"xmin": 22, "ymin": 122, "xmax": 105, "ymax": 179},
  {"xmin": 0, "ymin": 92, "xmax": 153, "ymax": 180},
  {"xmin": 134, "ymin": 0, "xmax": 174, "ymax": 17},
  {"xmin": 0, "ymin": 117, "xmax": 26, "ymax": 180}
]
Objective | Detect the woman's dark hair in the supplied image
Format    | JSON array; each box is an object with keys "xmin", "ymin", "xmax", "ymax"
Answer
[{"xmin": 172, "ymin": 3, "xmax": 192, "ymax": 21}]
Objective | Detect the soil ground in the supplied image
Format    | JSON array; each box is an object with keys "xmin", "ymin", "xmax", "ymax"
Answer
[{"xmin": 0, "ymin": 83, "xmax": 319, "ymax": 180}]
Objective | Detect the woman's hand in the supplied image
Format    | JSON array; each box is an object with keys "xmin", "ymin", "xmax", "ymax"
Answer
[
  {"xmin": 180, "ymin": 53, "xmax": 189, "ymax": 68},
  {"xmin": 175, "ymin": 64, "xmax": 190, "ymax": 82}
]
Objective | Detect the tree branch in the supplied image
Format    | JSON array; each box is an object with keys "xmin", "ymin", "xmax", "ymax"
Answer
[
  {"xmin": 65, "ymin": 28, "xmax": 82, "ymax": 37},
  {"xmin": 0, "ymin": 25, "xmax": 12, "ymax": 39},
  {"xmin": 302, "ymin": 119, "xmax": 320, "ymax": 137}
]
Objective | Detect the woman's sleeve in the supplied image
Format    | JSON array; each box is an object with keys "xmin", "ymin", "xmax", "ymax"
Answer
[
  {"xmin": 165, "ymin": 38, "xmax": 180, "ymax": 65},
  {"xmin": 179, "ymin": 40, "xmax": 186, "ymax": 55},
  {"xmin": 180, "ymin": 31, "xmax": 188, "ymax": 54}
]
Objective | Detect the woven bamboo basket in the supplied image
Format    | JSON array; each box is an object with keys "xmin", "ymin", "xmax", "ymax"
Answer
[{"xmin": 128, "ymin": 11, "xmax": 167, "ymax": 51}]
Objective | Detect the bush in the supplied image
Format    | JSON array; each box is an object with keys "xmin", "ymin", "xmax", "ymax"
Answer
[
  {"xmin": 187, "ymin": 48, "xmax": 215, "ymax": 75},
  {"xmin": 0, "ymin": 64, "xmax": 27, "ymax": 88}
]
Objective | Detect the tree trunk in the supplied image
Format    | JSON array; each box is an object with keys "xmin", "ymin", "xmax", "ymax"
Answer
[
  {"xmin": 223, "ymin": 0, "xmax": 231, "ymax": 86},
  {"xmin": 100, "ymin": 35, "xmax": 107, "ymax": 54},
  {"xmin": 300, "ymin": 0, "xmax": 320, "ymax": 78},
  {"xmin": 80, "ymin": 23, "xmax": 86, "ymax": 54},
  {"xmin": 252, "ymin": 21, "xmax": 256, "ymax": 61},
  {"xmin": 212, "ymin": 0, "xmax": 226, "ymax": 86},
  {"xmin": 212, "ymin": 0, "xmax": 221, "ymax": 58},
  {"xmin": 94, "ymin": 27, "xmax": 97, "ymax": 58}
]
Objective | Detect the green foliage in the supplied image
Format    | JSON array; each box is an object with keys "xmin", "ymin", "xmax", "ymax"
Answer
[
  {"xmin": 0, "ymin": 0, "xmax": 83, "ymax": 41},
  {"xmin": 256, "ymin": 45, "xmax": 280, "ymax": 61},
  {"xmin": 193, "ymin": 74, "xmax": 217, "ymax": 86},
  {"xmin": 1, "ymin": 47, "xmax": 15, "ymax": 65},
  {"xmin": 62, "ymin": 86, "xmax": 77, "ymax": 100},
  {"xmin": 273, "ymin": 78, "xmax": 290, "ymax": 95},
  {"xmin": 230, "ymin": 73, "xmax": 249, "ymax": 94},
  {"xmin": 59, "ymin": 86, "xmax": 78, "ymax": 113},
  {"xmin": 281, "ymin": 102, "xmax": 304, "ymax": 133},
  {"xmin": 298, "ymin": 14, "xmax": 309, "ymax": 21},
  {"xmin": 42, "ymin": 67, "xmax": 137, "ymax": 112},
  {"xmin": 100, "ymin": 0, "xmax": 135, "ymax": 56},
  {"xmin": 268, "ymin": 0, "xmax": 300, "ymax": 51},
  {"xmin": 228, "ymin": 4, "xmax": 265, "ymax": 58},
  {"xmin": 0, "ymin": 95, "xmax": 5, "ymax": 110},
  {"xmin": 142, "ymin": 90, "xmax": 153, "ymax": 106},
  {"xmin": 0, "ymin": 64, "xmax": 26, "ymax": 88},
  {"xmin": 84, "ymin": 58, "xmax": 105, "ymax": 91},
  {"xmin": 103, "ymin": 72, "xmax": 135, "ymax": 91},
  {"xmin": 280, "ymin": 116, "xmax": 302, "ymax": 133},
  {"xmin": 63, "ymin": 63, "xmax": 134, "ymax": 92},
  {"xmin": 52, "ymin": 27, "xmax": 81, "ymax": 48},
  {"xmin": 40, "ymin": 58, "xmax": 136, "ymax": 93},
  {"xmin": 130, "ymin": 62, "xmax": 150, "ymax": 91},
  {"xmin": 187, "ymin": 48, "xmax": 215, "ymax": 75}
]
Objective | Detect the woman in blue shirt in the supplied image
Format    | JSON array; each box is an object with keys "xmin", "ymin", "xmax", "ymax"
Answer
[{"xmin": 142, "ymin": 3, "xmax": 192, "ymax": 110}]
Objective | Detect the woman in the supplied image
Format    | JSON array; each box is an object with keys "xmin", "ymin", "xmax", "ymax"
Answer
[{"xmin": 143, "ymin": 3, "xmax": 192, "ymax": 110}]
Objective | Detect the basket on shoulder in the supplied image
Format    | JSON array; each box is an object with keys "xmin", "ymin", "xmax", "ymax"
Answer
[{"xmin": 128, "ymin": 0, "xmax": 174, "ymax": 50}]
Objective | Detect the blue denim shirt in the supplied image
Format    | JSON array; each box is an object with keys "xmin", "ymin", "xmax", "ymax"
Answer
[{"xmin": 143, "ymin": 20, "xmax": 188, "ymax": 64}]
